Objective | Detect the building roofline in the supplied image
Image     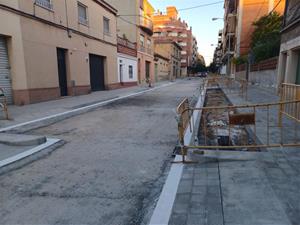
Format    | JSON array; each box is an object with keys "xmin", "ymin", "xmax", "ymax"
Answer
[
  {"xmin": 154, "ymin": 39, "xmax": 182, "ymax": 50},
  {"xmin": 92, "ymin": 0, "xmax": 118, "ymax": 15}
]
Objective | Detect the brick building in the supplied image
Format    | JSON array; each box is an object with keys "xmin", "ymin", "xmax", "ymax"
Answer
[
  {"xmin": 221, "ymin": 0, "xmax": 285, "ymax": 76},
  {"xmin": 154, "ymin": 40, "xmax": 181, "ymax": 81},
  {"xmin": 152, "ymin": 7, "xmax": 196, "ymax": 77}
]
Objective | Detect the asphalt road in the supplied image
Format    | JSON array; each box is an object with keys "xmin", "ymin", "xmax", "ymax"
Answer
[{"xmin": 0, "ymin": 79, "xmax": 201, "ymax": 225}]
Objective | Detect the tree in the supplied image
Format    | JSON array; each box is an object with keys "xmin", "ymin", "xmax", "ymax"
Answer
[
  {"xmin": 251, "ymin": 12, "xmax": 283, "ymax": 63},
  {"xmin": 208, "ymin": 62, "xmax": 217, "ymax": 73},
  {"xmin": 191, "ymin": 60, "xmax": 207, "ymax": 74}
]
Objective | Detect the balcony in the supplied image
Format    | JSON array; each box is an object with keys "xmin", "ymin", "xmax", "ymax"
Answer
[
  {"xmin": 226, "ymin": 13, "xmax": 236, "ymax": 34},
  {"xmin": 117, "ymin": 36, "xmax": 137, "ymax": 57},
  {"xmin": 140, "ymin": 15, "xmax": 153, "ymax": 36},
  {"xmin": 139, "ymin": 46, "xmax": 153, "ymax": 55},
  {"xmin": 117, "ymin": 37, "xmax": 137, "ymax": 50}
]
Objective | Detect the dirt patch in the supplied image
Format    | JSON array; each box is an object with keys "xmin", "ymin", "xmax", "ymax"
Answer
[{"xmin": 198, "ymin": 88, "xmax": 259, "ymax": 151}]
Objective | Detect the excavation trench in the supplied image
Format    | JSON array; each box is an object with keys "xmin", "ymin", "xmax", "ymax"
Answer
[{"xmin": 197, "ymin": 88, "xmax": 260, "ymax": 151}]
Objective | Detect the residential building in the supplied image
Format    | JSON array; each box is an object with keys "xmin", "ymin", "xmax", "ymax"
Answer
[
  {"xmin": 152, "ymin": 6, "xmax": 196, "ymax": 77},
  {"xmin": 192, "ymin": 36, "xmax": 198, "ymax": 67},
  {"xmin": 0, "ymin": 0, "xmax": 118, "ymax": 105},
  {"xmin": 154, "ymin": 40, "xmax": 181, "ymax": 80},
  {"xmin": 117, "ymin": 36, "xmax": 138, "ymax": 87},
  {"xmin": 277, "ymin": 0, "xmax": 300, "ymax": 90},
  {"xmin": 154, "ymin": 53, "xmax": 169, "ymax": 81},
  {"xmin": 106, "ymin": 0, "xmax": 155, "ymax": 84},
  {"xmin": 222, "ymin": 0, "xmax": 285, "ymax": 76}
]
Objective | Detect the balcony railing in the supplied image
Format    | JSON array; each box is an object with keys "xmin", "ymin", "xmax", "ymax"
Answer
[
  {"xmin": 117, "ymin": 37, "xmax": 137, "ymax": 50},
  {"xmin": 140, "ymin": 15, "xmax": 153, "ymax": 35},
  {"xmin": 139, "ymin": 46, "xmax": 153, "ymax": 55}
]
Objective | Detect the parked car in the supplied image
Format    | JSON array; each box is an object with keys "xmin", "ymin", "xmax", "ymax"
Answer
[{"xmin": 197, "ymin": 72, "xmax": 207, "ymax": 78}]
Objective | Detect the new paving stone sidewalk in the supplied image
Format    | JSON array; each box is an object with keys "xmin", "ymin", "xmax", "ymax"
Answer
[{"xmin": 168, "ymin": 85, "xmax": 300, "ymax": 225}]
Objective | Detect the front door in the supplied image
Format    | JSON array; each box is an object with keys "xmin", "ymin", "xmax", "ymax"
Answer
[
  {"xmin": 89, "ymin": 54, "xmax": 105, "ymax": 91},
  {"xmin": 138, "ymin": 59, "xmax": 141, "ymax": 84},
  {"xmin": 0, "ymin": 36, "xmax": 13, "ymax": 104},
  {"xmin": 56, "ymin": 48, "xmax": 68, "ymax": 96},
  {"xmin": 154, "ymin": 63, "xmax": 158, "ymax": 82},
  {"xmin": 119, "ymin": 63, "xmax": 123, "ymax": 84},
  {"xmin": 146, "ymin": 61, "xmax": 150, "ymax": 80}
]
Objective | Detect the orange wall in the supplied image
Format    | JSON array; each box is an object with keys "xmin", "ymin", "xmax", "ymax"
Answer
[
  {"xmin": 239, "ymin": 0, "xmax": 285, "ymax": 56},
  {"xmin": 152, "ymin": 6, "xmax": 178, "ymax": 27}
]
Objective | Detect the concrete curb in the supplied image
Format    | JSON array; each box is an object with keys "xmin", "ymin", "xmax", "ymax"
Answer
[
  {"xmin": 0, "ymin": 133, "xmax": 47, "ymax": 146},
  {"xmin": 149, "ymin": 83, "xmax": 207, "ymax": 225},
  {"xmin": 0, "ymin": 138, "xmax": 63, "ymax": 175},
  {"xmin": 0, "ymin": 83, "xmax": 173, "ymax": 134}
]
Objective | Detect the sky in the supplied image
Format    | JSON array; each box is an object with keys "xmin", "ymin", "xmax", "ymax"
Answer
[{"xmin": 150, "ymin": 0, "xmax": 224, "ymax": 65}]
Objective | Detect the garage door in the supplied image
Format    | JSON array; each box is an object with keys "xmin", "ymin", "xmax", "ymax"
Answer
[
  {"xmin": 0, "ymin": 36, "xmax": 13, "ymax": 104},
  {"xmin": 89, "ymin": 54, "xmax": 105, "ymax": 91}
]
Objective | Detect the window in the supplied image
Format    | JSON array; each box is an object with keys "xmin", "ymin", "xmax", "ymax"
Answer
[
  {"xmin": 103, "ymin": 17, "xmax": 110, "ymax": 35},
  {"xmin": 78, "ymin": 2, "xmax": 88, "ymax": 25},
  {"xmin": 35, "ymin": 0, "xmax": 53, "ymax": 10},
  {"xmin": 129, "ymin": 65, "xmax": 133, "ymax": 79},
  {"xmin": 147, "ymin": 39, "xmax": 151, "ymax": 48},
  {"xmin": 169, "ymin": 32, "xmax": 178, "ymax": 37},
  {"xmin": 140, "ymin": 35, "xmax": 144, "ymax": 47}
]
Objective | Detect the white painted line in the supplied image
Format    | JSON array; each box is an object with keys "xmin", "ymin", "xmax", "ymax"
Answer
[
  {"xmin": 0, "ymin": 83, "xmax": 173, "ymax": 133},
  {"xmin": 148, "ymin": 155, "xmax": 183, "ymax": 225},
  {"xmin": 0, "ymin": 138, "xmax": 60, "ymax": 168},
  {"xmin": 149, "ymin": 83, "xmax": 207, "ymax": 225}
]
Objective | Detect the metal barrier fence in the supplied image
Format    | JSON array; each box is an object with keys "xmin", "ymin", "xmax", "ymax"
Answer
[
  {"xmin": 205, "ymin": 76, "xmax": 248, "ymax": 99},
  {"xmin": 280, "ymin": 83, "xmax": 300, "ymax": 122},
  {"xmin": 176, "ymin": 100, "xmax": 300, "ymax": 162},
  {"xmin": 176, "ymin": 98, "xmax": 190, "ymax": 144}
]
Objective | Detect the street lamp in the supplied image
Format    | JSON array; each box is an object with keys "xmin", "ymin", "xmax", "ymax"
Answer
[{"xmin": 212, "ymin": 17, "xmax": 223, "ymax": 21}]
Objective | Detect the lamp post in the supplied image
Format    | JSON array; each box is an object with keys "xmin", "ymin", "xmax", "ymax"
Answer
[{"xmin": 212, "ymin": 17, "xmax": 223, "ymax": 21}]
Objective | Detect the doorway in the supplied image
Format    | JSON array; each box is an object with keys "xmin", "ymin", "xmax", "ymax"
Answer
[
  {"xmin": 56, "ymin": 48, "xmax": 68, "ymax": 96},
  {"xmin": 89, "ymin": 54, "xmax": 105, "ymax": 91},
  {"xmin": 146, "ymin": 61, "xmax": 150, "ymax": 80}
]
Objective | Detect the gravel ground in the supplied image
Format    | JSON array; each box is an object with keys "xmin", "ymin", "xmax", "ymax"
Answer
[{"xmin": 0, "ymin": 78, "xmax": 202, "ymax": 225}]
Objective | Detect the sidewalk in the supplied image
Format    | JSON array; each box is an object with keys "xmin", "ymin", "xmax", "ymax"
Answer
[
  {"xmin": 161, "ymin": 85, "xmax": 300, "ymax": 225},
  {"xmin": 0, "ymin": 81, "xmax": 172, "ymax": 132}
]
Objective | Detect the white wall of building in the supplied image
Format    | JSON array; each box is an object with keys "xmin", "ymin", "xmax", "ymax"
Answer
[{"xmin": 118, "ymin": 53, "xmax": 138, "ymax": 83}]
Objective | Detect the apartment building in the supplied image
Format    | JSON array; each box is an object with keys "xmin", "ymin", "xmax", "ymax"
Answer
[
  {"xmin": 106, "ymin": 0, "xmax": 155, "ymax": 84},
  {"xmin": 277, "ymin": 0, "xmax": 300, "ymax": 89},
  {"xmin": 192, "ymin": 36, "xmax": 198, "ymax": 67},
  {"xmin": 0, "ymin": 0, "xmax": 118, "ymax": 105},
  {"xmin": 154, "ymin": 40, "xmax": 181, "ymax": 80},
  {"xmin": 152, "ymin": 7, "xmax": 196, "ymax": 77},
  {"xmin": 222, "ymin": 0, "xmax": 285, "ymax": 76}
]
